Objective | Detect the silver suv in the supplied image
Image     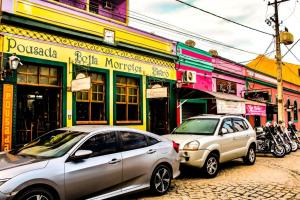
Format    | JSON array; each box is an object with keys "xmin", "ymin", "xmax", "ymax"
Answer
[{"xmin": 164, "ymin": 115, "xmax": 256, "ymax": 178}]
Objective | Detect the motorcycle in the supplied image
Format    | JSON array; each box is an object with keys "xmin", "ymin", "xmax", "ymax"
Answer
[
  {"xmin": 255, "ymin": 123, "xmax": 286, "ymax": 158},
  {"xmin": 288, "ymin": 121, "xmax": 300, "ymax": 149},
  {"xmin": 273, "ymin": 122, "xmax": 292, "ymax": 154}
]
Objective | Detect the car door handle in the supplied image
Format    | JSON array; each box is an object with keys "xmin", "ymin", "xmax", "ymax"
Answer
[
  {"xmin": 147, "ymin": 149, "xmax": 157, "ymax": 154},
  {"xmin": 108, "ymin": 158, "xmax": 121, "ymax": 164}
]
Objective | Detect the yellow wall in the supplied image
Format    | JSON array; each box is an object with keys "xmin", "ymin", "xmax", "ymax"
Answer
[
  {"xmin": 2, "ymin": 32, "xmax": 176, "ymax": 130},
  {"xmin": 12, "ymin": 0, "xmax": 174, "ymax": 55},
  {"xmin": 247, "ymin": 55, "xmax": 300, "ymax": 86}
]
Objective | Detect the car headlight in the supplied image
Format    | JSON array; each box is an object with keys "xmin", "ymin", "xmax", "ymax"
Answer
[
  {"xmin": 0, "ymin": 179, "xmax": 9, "ymax": 187},
  {"xmin": 183, "ymin": 141, "xmax": 200, "ymax": 151}
]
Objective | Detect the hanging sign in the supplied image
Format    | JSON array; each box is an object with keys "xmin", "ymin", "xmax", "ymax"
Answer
[
  {"xmin": 1, "ymin": 84, "xmax": 13, "ymax": 151},
  {"xmin": 216, "ymin": 99, "xmax": 245, "ymax": 114},
  {"xmin": 71, "ymin": 76, "xmax": 91, "ymax": 92},
  {"xmin": 216, "ymin": 78, "xmax": 237, "ymax": 94},
  {"xmin": 147, "ymin": 87, "xmax": 168, "ymax": 98}
]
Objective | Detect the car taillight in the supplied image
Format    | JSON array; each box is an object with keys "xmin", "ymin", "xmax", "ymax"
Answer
[{"xmin": 173, "ymin": 141, "xmax": 179, "ymax": 153}]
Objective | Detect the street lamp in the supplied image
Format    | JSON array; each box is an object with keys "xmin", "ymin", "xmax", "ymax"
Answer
[{"xmin": 0, "ymin": 53, "xmax": 23, "ymax": 81}]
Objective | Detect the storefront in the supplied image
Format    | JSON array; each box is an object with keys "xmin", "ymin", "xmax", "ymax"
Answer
[
  {"xmin": 246, "ymin": 68, "xmax": 300, "ymax": 128},
  {"xmin": 175, "ymin": 42, "xmax": 213, "ymax": 124},
  {"xmin": 0, "ymin": 25, "xmax": 177, "ymax": 150}
]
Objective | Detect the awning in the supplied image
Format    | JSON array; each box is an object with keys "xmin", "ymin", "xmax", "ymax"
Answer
[
  {"xmin": 176, "ymin": 88, "xmax": 246, "ymax": 114},
  {"xmin": 177, "ymin": 87, "xmax": 246, "ymax": 102}
]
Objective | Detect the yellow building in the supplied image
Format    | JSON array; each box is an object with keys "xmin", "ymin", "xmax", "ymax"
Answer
[{"xmin": 0, "ymin": 0, "xmax": 177, "ymax": 150}]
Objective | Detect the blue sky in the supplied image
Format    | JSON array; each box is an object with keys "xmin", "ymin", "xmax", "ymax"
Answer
[{"xmin": 129, "ymin": 0, "xmax": 300, "ymax": 65}]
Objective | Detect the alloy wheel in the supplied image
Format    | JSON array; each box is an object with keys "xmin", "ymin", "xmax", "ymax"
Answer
[
  {"xmin": 154, "ymin": 167, "xmax": 171, "ymax": 193},
  {"xmin": 26, "ymin": 195, "xmax": 49, "ymax": 200},
  {"xmin": 249, "ymin": 148, "xmax": 256, "ymax": 163},
  {"xmin": 206, "ymin": 157, "xmax": 218, "ymax": 175}
]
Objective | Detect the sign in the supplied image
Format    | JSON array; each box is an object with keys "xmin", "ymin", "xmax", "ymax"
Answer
[
  {"xmin": 245, "ymin": 91, "xmax": 270, "ymax": 102},
  {"xmin": 216, "ymin": 99, "xmax": 245, "ymax": 114},
  {"xmin": 4, "ymin": 36, "xmax": 176, "ymax": 80},
  {"xmin": 1, "ymin": 84, "xmax": 13, "ymax": 151},
  {"xmin": 216, "ymin": 79, "xmax": 237, "ymax": 94},
  {"xmin": 246, "ymin": 104, "xmax": 266, "ymax": 116},
  {"xmin": 147, "ymin": 87, "xmax": 168, "ymax": 98},
  {"xmin": 71, "ymin": 77, "xmax": 91, "ymax": 92}
]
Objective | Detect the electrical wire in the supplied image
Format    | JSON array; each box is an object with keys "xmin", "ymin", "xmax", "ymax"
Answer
[
  {"xmin": 282, "ymin": 38, "xmax": 300, "ymax": 58},
  {"xmin": 174, "ymin": 0, "xmax": 274, "ymax": 36},
  {"xmin": 283, "ymin": 45, "xmax": 300, "ymax": 63}
]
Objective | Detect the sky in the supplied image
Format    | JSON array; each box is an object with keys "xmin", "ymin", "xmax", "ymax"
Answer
[{"xmin": 128, "ymin": 0, "xmax": 300, "ymax": 65}]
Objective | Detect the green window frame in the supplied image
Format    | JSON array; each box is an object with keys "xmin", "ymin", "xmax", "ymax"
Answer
[
  {"xmin": 114, "ymin": 73, "xmax": 142, "ymax": 124},
  {"xmin": 76, "ymin": 72, "xmax": 107, "ymax": 124}
]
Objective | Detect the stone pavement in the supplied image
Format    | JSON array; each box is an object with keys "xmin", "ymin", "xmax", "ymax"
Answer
[{"xmin": 124, "ymin": 150, "xmax": 300, "ymax": 200}]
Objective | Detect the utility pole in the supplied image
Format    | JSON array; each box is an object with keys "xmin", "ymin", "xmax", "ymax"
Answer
[{"xmin": 268, "ymin": 0, "xmax": 290, "ymax": 122}]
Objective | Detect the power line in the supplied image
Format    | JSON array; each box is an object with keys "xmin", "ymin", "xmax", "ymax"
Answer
[
  {"xmin": 283, "ymin": 44, "xmax": 300, "ymax": 63},
  {"xmin": 282, "ymin": 38, "xmax": 300, "ymax": 58},
  {"xmin": 174, "ymin": 0, "xmax": 274, "ymax": 36}
]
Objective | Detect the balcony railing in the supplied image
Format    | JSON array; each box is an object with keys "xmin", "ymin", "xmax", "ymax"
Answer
[{"xmin": 53, "ymin": 0, "xmax": 127, "ymax": 23}]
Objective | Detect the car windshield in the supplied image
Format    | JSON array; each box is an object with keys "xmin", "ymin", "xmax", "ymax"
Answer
[
  {"xmin": 10, "ymin": 130, "xmax": 88, "ymax": 158},
  {"xmin": 175, "ymin": 118, "xmax": 219, "ymax": 135}
]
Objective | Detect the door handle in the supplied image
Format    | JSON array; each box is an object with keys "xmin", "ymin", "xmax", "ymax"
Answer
[
  {"xmin": 108, "ymin": 158, "xmax": 121, "ymax": 164},
  {"xmin": 147, "ymin": 149, "xmax": 157, "ymax": 154}
]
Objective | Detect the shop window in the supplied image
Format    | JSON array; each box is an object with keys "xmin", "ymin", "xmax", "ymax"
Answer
[
  {"xmin": 76, "ymin": 73, "xmax": 106, "ymax": 124},
  {"xmin": 116, "ymin": 76, "xmax": 140, "ymax": 123},
  {"xmin": 17, "ymin": 64, "xmax": 59, "ymax": 86},
  {"xmin": 55, "ymin": 0, "xmax": 87, "ymax": 10},
  {"xmin": 294, "ymin": 101, "xmax": 298, "ymax": 122}
]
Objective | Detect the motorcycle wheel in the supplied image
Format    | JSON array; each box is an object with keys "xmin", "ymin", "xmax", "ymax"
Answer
[
  {"xmin": 291, "ymin": 141, "xmax": 298, "ymax": 152},
  {"xmin": 284, "ymin": 143, "xmax": 292, "ymax": 154},
  {"xmin": 272, "ymin": 144, "xmax": 286, "ymax": 158}
]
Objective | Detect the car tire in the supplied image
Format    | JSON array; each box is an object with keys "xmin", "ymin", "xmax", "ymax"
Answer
[
  {"xmin": 15, "ymin": 187, "xmax": 56, "ymax": 200},
  {"xmin": 150, "ymin": 164, "xmax": 172, "ymax": 195},
  {"xmin": 243, "ymin": 145, "xmax": 256, "ymax": 165},
  {"xmin": 202, "ymin": 153, "xmax": 219, "ymax": 178}
]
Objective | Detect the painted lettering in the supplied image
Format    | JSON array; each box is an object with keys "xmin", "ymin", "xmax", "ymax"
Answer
[
  {"xmin": 152, "ymin": 67, "xmax": 169, "ymax": 78},
  {"xmin": 7, "ymin": 38, "xmax": 57, "ymax": 58},
  {"xmin": 74, "ymin": 51, "xmax": 98, "ymax": 66}
]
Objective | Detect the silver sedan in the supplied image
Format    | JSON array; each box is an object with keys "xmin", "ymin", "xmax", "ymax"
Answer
[{"xmin": 0, "ymin": 126, "xmax": 180, "ymax": 200}]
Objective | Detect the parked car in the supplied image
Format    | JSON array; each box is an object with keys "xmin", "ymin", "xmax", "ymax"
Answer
[
  {"xmin": 0, "ymin": 126, "xmax": 180, "ymax": 200},
  {"xmin": 164, "ymin": 115, "xmax": 256, "ymax": 178}
]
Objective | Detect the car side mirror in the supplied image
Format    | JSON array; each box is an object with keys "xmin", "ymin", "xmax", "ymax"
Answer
[
  {"xmin": 220, "ymin": 128, "xmax": 228, "ymax": 135},
  {"xmin": 70, "ymin": 150, "xmax": 93, "ymax": 161}
]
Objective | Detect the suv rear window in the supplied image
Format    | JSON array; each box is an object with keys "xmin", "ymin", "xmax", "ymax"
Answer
[{"xmin": 175, "ymin": 118, "xmax": 219, "ymax": 135}]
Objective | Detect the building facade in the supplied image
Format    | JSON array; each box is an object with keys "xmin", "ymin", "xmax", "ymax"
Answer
[
  {"xmin": 246, "ymin": 55, "xmax": 300, "ymax": 128},
  {"xmin": 175, "ymin": 42, "xmax": 213, "ymax": 125},
  {"xmin": 0, "ymin": 0, "xmax": 177, "ymax": 150}
]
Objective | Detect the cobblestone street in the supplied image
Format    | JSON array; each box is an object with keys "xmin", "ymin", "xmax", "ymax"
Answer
[{"xmin": 125, "ymin": 150, "xmax": 300, "ymax": 200}]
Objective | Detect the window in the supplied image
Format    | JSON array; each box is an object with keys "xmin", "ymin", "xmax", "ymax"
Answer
[
  {"xmin": 287, "ymin": 99, "xmax": 291, "ymax": 122},
  {"xmin": 175, "ymin": 118, "xmax": 219, "ymax": 136},
  {"xmin": 17, "ymin": 64, "xmax": 59, "ymax": 86},
  {"xmin": 79, "ymin": 132, "xmax": 118, "ymax": 157},
  {"xmin": 76, "ymin": 73, "xmax": 106, "ymax": 124},
  {"xmin": 233, "ymin": 119, "xmax": 246, "ymax": 131},
  {"xmin": 116, "ymin": 76, "xmax": 140, "ymax": 123},
  {"xmin": 147, "ymin": 136, "xmax": 160, "ymax": 146},
  {"xmin": 294, "ymin": 101, "xmax": 298, "ymax": 122},
  {"xmin": 56, "ymin": 0, "xmax": 87, "ymax": 10},
  {"xmin": 119, "ymin": 132, "xmax": 147, "ymax": 151},
  {"xmin": 222, "ymin": 119, "xmax": 235, "ymax": 133}
]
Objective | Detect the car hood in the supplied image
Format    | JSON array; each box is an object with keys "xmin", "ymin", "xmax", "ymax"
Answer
[
  {"xmin": 0, "ymin": 152, "xmax": 48, "ymax": 179},
  {"xmin": 163, "ymin": 134, "xmax": 209, "ymax": 149}
]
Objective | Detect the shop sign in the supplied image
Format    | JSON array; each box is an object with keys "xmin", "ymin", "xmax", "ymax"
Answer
[
  {"xmin": 246, "ymin": 104, "xmax": 266, "ymax": 116},
  {"xmin": 4, "ymin": 36, "xmax": 176, "ymax": 80},
  {"xmin": 1, "ymin": 84, "xmax": 13, "ymax": 151},
  {"xmin": 147, "ymin": 87, "xmax": 168, "ymax": 98},
  {"xmin": 71, "ymin": 76, "xmax": 91, "ymax": 92},
  {"xmin": 216, "ymin": 99, "xmax": 245, "ymax": 114},
  {"xmin": 245, "ymin": 91, "xmax": 269, "ymax": 102},
  {"xmin": 216, "ymin": 79, "xmax": 237, "ymax": 94}
]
